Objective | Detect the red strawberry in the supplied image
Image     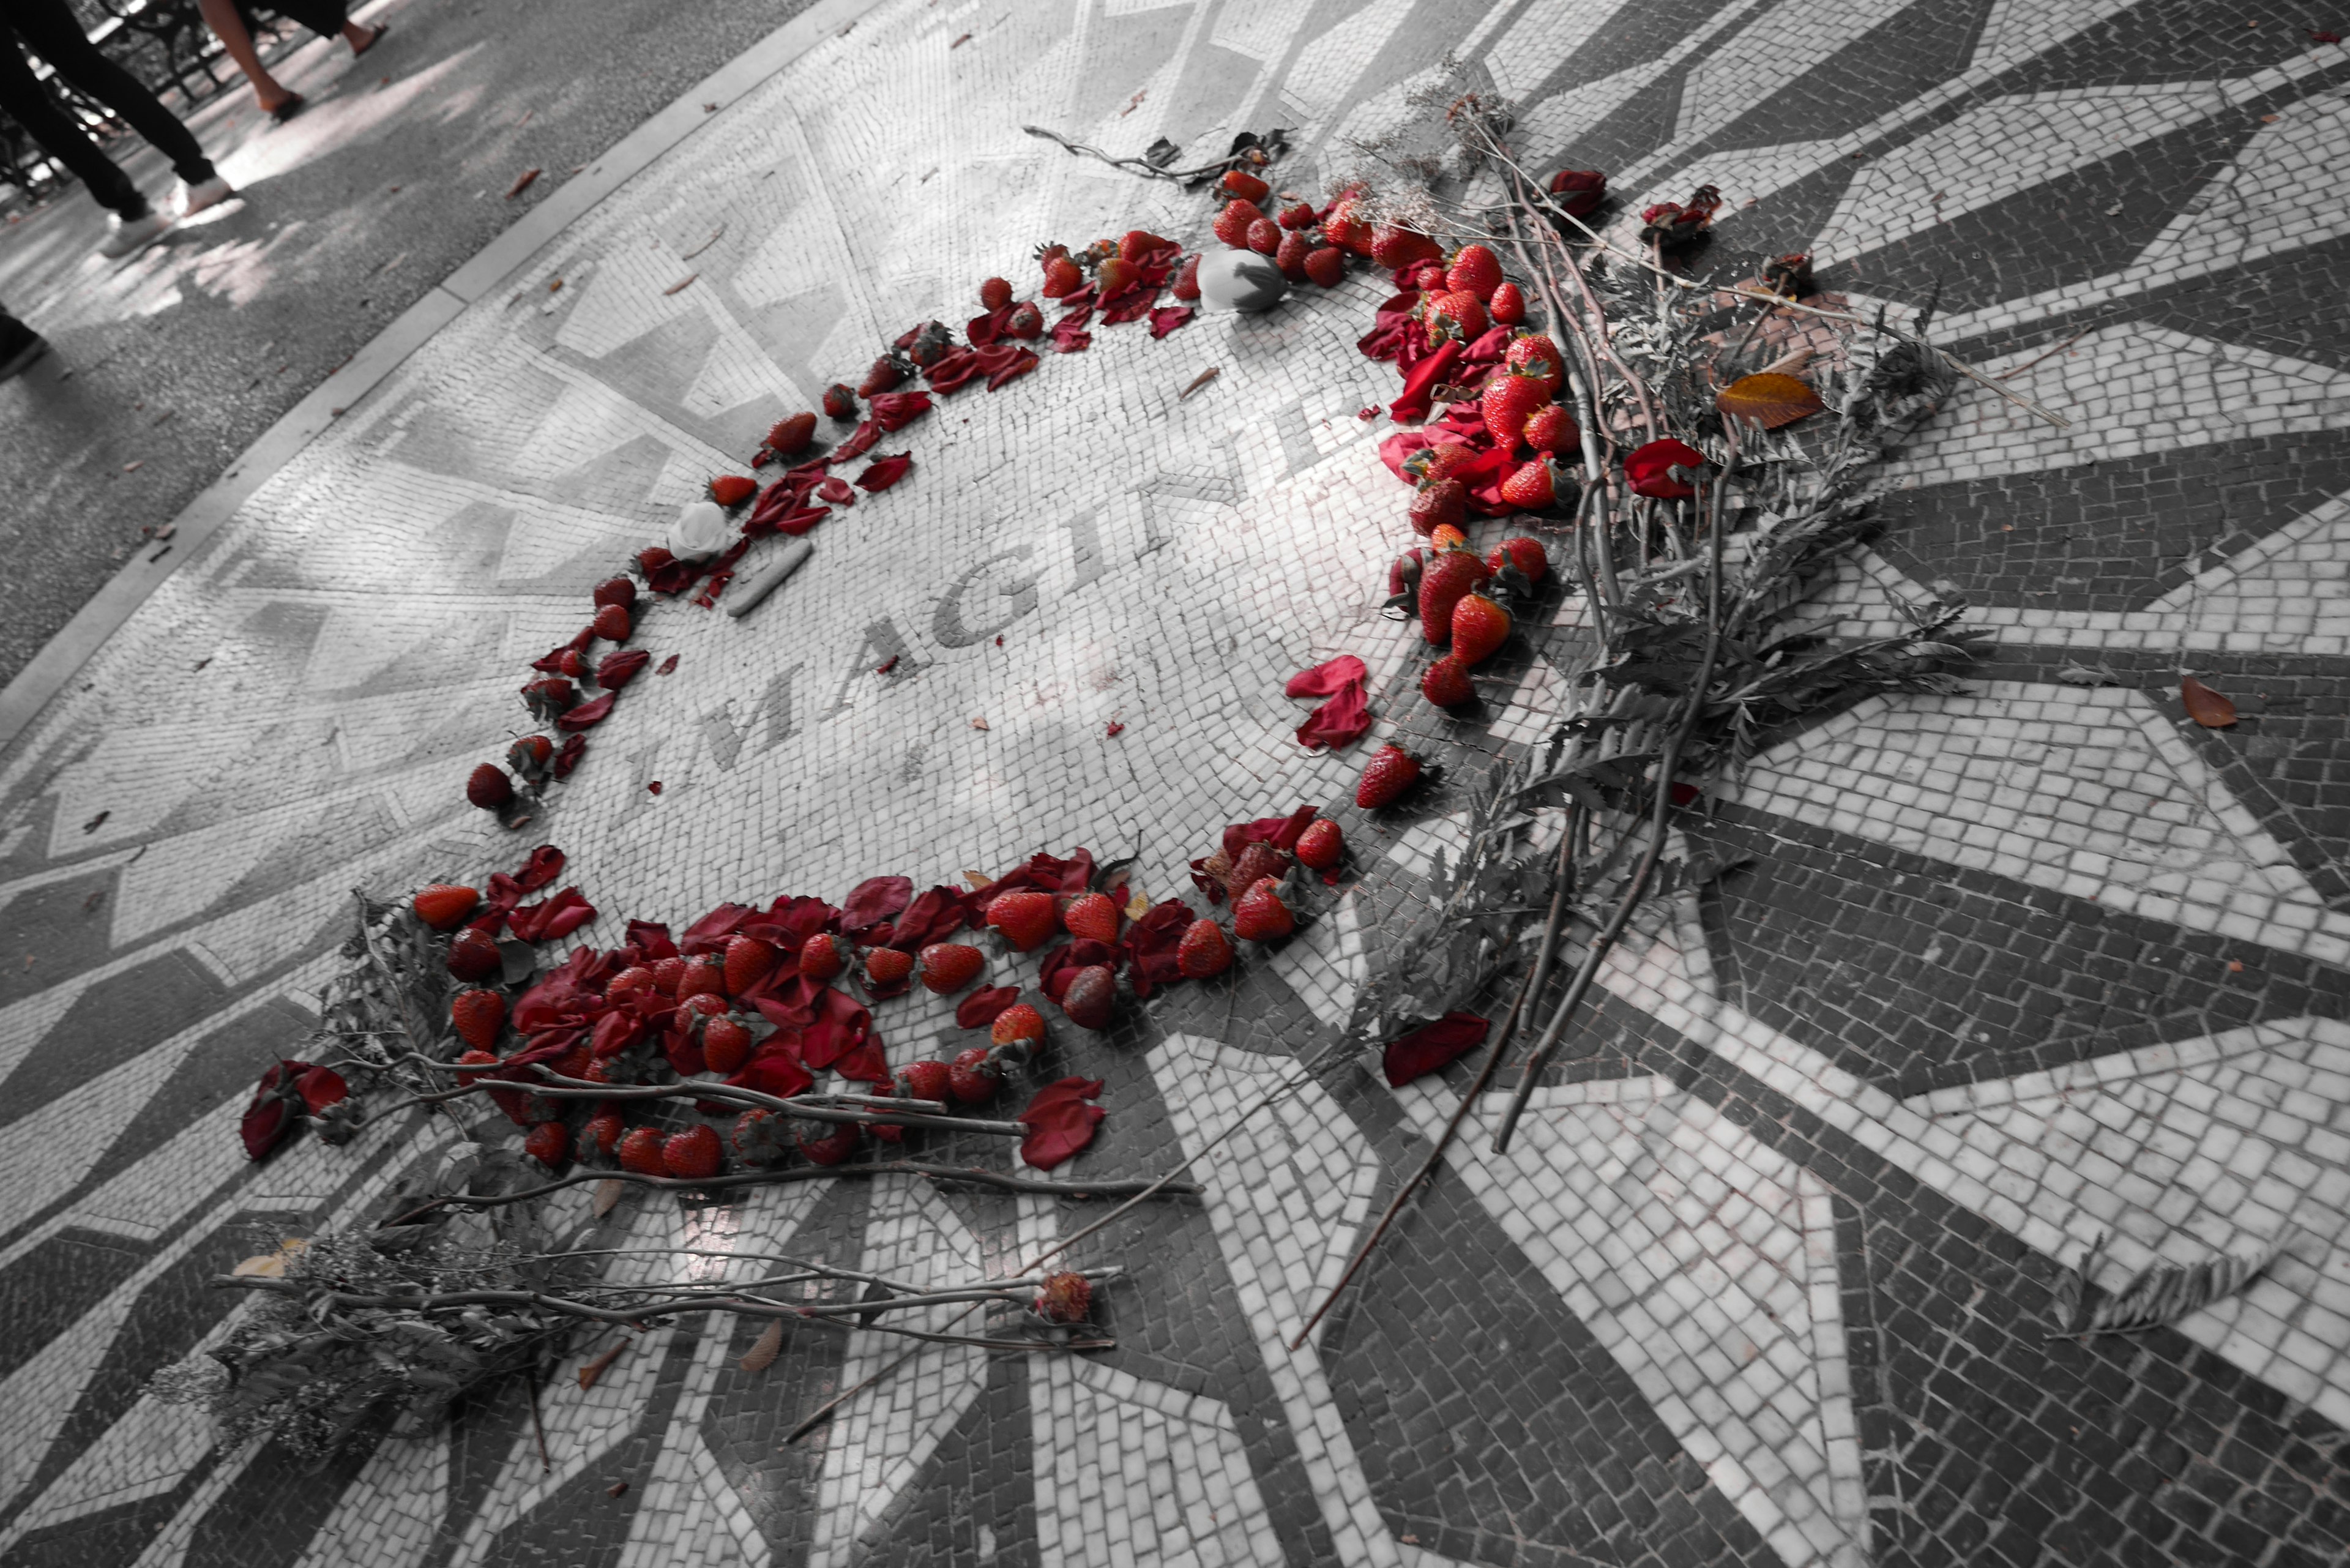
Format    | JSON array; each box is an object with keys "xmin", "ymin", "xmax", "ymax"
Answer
[
  {"xmin": 991, "ymin": 1002, "xmax": 1047, "ymax": 1053},
  {"xmin": 1246, "ymin": 217, "xmax": 1281, "ymax": 255},
  {"xmin": 1225, "ymin": 842, "xmax": 1291, "ymax": 901},
  {"xmin": 1429, "ymin": 523, "xmax": 1469, "ymax": 553},
  {"xmin": 1505, "ymin": 334, "xmax": 1565, "ymax": 394},
  {"xmin": 1452, "ymin": 594, "xmax": 1512, "ymax": 666},
  {"xmin": 1410, "ymin": 478, "xmax": 1467, "ymax": 537},
  {"xmin": 767, "ymin": 412, "xmax": 816, "ymax": 455},
  {"xmin": 592, "ymin": 603, "xmax": 631, "ymax": 643},
  {"xmin": 664, "ymin": 1124, "xmax": 723, "ymax": 1180},
  {"xmin": 729, "ymin": 1108, "xmax": 788, "ymax": 1165},
  {"xmin": 466, "ymin": 763, "xmax": 513, "ymax": 812},
  {"xmin": 724, "ymin": 935, "xmax": 777, "ymax": 995},
  {"xmin": 1419, "ymin": 550, "xmax": 1491, "ymax": 645},
  {"xmin": 1295, "ymin": 818, "xmax": 1343, "ymax": 871},
  {"xmin": 1521, "ymin": 404, "xmax": 1577, "ymax": 454},
  {"xmin": 677, "ymin": 954, "xmax": 726, "ymax": 1001},
  {"xmin": 795, "ymin": 1118, "xmax": 860, "ymax": 1165},
  {"xmin": 1097, "ymin": 256, "xmax": 1140, "ymax": 296},
  {"xmin": 1007, "ymin": 301, "xmax": 1043, "ymax": 339},
  {"xmin": 919, "ymin": 943, "xmax": 985, "ymax": 993},
  {"xmin": 1488, "ymin": 536, "xmax": 1549, "ymax": 581},
  {"xmin": 897, "ymin": 1059, "xmax": 952, "ymax": 1102},
  {"xmin": 796, "ymin": 931, "xmax": 844, "ymax": 982},
  {"xmin": 523, "ymin": 1122, "xmax": 570, "ymax": 1168},
  {"xmin": 1176, "ymin": 919, "xmax": 1233, "ymax": 979},
  {"xmin": 447, "ymin": 928, "xmax": 503, "ymax": 983},
  {"xmin": 980, "ymin": 276, "xmax": 1013, "ymax": 310},
  {"xmin": 1482, "ymin": 371, "xmax": 1551, "ymax": 449},
  {"xmin": 1446, "ymin": 244, "xmax": 1503, "ymax": 301},
  {"xmin": 1278, "ymin": 201, "xmax": 1317, "ymax": 231},
  {"xmin": 1220, "ymin": 168, "xmax": 1269, "ymax": 203},
  {"xmin": 859, "ymin": 357, "xmax": 903, "ymax": 397},
  {"xmin": 507, "ymin": 734, "xmax": 554, "ymax": 777},
  {"xmin": 703, "ymin": 1016, "xmax": 753, "ymax": 1074},
  {"xmin": 617, "ymin": 1127, "xmax": 670, "ymax": 1176},
  {"xmin": 823, "ymin": 383, "xmax": 857, "ymax": 419},
  {"xmin": 1427, "ymin": 289, "xmax": 1486, "ymax": 342},
  {"xmin": 455, "ymin": 1048, "xmax": 498, "ymax": 1085},
  {"xmin": 1172, "ymin": 255, "xmax": 1202, "ymax": 300},
  {"xmin": 521, "ymin": 676, "xmax": 576, "ymax": 722},
  {"xmin": 987, "ymin": 890, "xmax": 1057, "ymax": 952},
  {"xmin": 1422, "ymin": 654, "xmax": 1474, "ymax": 707},
  {"xmin": 709, "ymin": 474, "xmax": 757, "ymax": 507},
  {"xmin": 1488, "ymin": 280, "xmax": 1526, "ymax": 325},
  {"xmin": 414, "ymin": 884, "xmax": 480, "ymax": 931},
  {"xmin": 1120, "ymin": 228, "xmax": 1175, "ymax": 259},
  {"xmin": 864, "ymin": 946, "xmax": 914, "ymax": 990},
  {"xmin": 593, "ymin": 576, "xmax": 637, "ymax": 611},
  {"xmin": 1303, "ymin": 245, "xmax": 1345, "ymax": 288},
  {"xmin": 1419, "ymin": 442, "xmax": 1480, "ymax": 485},
  {"xmin": 679, "ymin": 990, "xmax": 728, "ymax": 1025},
  {"xmin": 1062, "ymin": 892, "xmax": 1119, "ymax": 943},
  {"xmin": 1035, "ymin": 1271, "xmax": 1094, "ymax": 1323},
  {"xmin": 1499, "ymin": 460, "xmax": 1557, "ymax": 511},
  {"xmin": 650, "ymin": 956, "xmax": 685, "ymax": 996},
  {"xmin": 452, "ymin": 988, "xmax": 505, "ymax": 1050},
  {"xmin": 1059, "ymin": 966, "xmax": 1115, "ymax": 1029},
  {"xmin": 584, "ymin": 1109, "xmax": 624, "ymax": 1156},
  {"xmin": 1326, "ymin": 195, "xmax": 1373, "ymax": 255},
  {"xmin": 1370, "ymin": 225, "xmax": 1442, "ymax": 269},
  {"xmin": 1357, "ymin": 744, "xmax": 1423, "ymax": 808},
  {"xmin": 1275, "ymin": 229, "xmax": 1311, "ymax": 282},
  {"xmin": 1231, "ymin": 878, "xmax": 1295, "ymax": 942},
  {"xmin": 949, "ymin": 1046, "xmax": 1002, "ymax": 1103},
  {"xmin": 1214, "ymin": 199, "xmax": 1265, "ymax": 249},
  {"xmin": 1042, "ymin": 253, "xmax": 1084, "ymax": 297}
]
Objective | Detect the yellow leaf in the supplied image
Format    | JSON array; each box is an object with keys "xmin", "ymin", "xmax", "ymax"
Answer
[
  {"xmin": 740, "ymin": 1319, "xmax": 784, "ymax": 1373},
  {"xmin": 2182, "ymin": 675, "xmax": 2237, "ymax": 728},
  {"xmin": 232, "ymin": 1238, "xmax": 308, "ymax": 1278},
  {"xmin": 1715, "ymin": 371, "xmax": 1824, "ymax": 430},
  {"xmin": 963, "ymin": 870, "xmax": 991, "ymax": 890},
  {"xmin": 593, "ymin": 1178, "xmax": 624, "ymax": 1218},
  {"xmin": 1124, "ymin": 890, "xmax": 1151, "ymax": 920},
  {"xmin": 578, "ymin": 1342, "xmax": 626, "ymax": 1392}
]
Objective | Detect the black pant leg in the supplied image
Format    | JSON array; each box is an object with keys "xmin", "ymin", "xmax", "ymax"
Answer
[
  {"xmin": 266, "ymin": 1, "xmax": 353, "ymax": 40},
  {"xmin": 9, "ymin": 0, "xmax": 215, "ymax": 186},
  {"xmin": 0, "ymin": 21, "xmax": 147, "ymax": 215}
]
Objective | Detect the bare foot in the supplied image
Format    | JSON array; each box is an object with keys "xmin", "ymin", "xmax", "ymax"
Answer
[
  {"xmin": 346, "ymin": 21, "xmax": 386, "ymax": 56},
  {"xmin": 255, "ymin": 83, "xmax": 298, "ymax": 116}
]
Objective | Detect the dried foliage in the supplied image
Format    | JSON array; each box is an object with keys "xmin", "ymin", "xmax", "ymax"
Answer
[{"xmin": 2048, "ymin": 1231, "xmax": 2290, "ymax": 1338}]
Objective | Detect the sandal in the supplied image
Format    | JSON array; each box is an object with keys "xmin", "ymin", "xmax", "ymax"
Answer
[
  {"xmin": 267, "ymin": 91, "xmax": 306, "ymax": 124},
  {"xmin": 352, "ymin": 21, "xmax": 387, "ymax": 56}
]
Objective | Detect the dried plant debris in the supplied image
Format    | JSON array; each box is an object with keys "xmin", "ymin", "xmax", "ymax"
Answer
[{"xmin": 2048, "ymin": 1230, "xmax": 2291, "ymax": 1338}]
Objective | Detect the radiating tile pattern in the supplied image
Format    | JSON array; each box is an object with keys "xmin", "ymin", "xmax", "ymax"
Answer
[{"xmin": 3, "ymin": 0, "xmax": 2350, "ymax": 1564}]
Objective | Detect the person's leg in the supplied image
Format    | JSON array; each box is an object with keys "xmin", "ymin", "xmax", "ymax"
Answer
[
  {"xmin": 260, "ymin": 2, "xmax": 382, "ymax": 56},
  {"xmin": 0, "ymin": 305, "xmax": 48, "ymax": 383},
  {"xmin": 7, "ymin": 0, "xmax": 217, "ymax": 187},
  {"xmin": 0, "ymin": 22, "xmax": 151, "ymax": 217},
  {"xmin": 196, "ymin": 0, "xmax": 296, "ymax": 115}
]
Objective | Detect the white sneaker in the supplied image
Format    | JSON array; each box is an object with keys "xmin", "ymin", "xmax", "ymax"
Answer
[
  {"xmin": 179, "ymin": 175, "xmax": 235, "ymax": 216},
  {"xmin": 99, "ymin": 210, "xmax": 170, "ymax": 258}
]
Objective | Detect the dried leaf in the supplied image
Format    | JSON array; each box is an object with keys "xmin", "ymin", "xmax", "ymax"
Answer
[
  {"xmin": 963, "ymin": 870, "xmax": 990, "ymax": 890},
  {"xmin": 504, "ymin": 167, "xmax": 541, "ymax": 200},
  {"xmin": 739, "ymin": 1319, "xmax": 784, "ymax": 1372},
  {"xmin": 592, "ymin": 1178, "xmax": 623, "ymax": 1217},
  {"xmin": 2072, "ymin": 1233, "xmax": 2287, "ymax": 1335},
  {"xmin": 2181, "ymin": 674, "xmax": 2237, "ymax": 728},
  {"xmin": 1124, "ymin": 890, "xmax": 1150, "ymax": 920},
  {"xmin": 232, "ymin": 1239, "xmax": 307, "ymax": 1278},
  {"xmin": 1715, "ymin": 371, "xmax": 1824, "ymax": 430},
  {"xmin": 663, "ymin": 274, "xmax": 698, "ymax": 296},
  {"xmin": 1757, "ymin": 346, "xmax": 1813, "ymax": 377},
  {"xmin": 2055, "ymin": 660, "xmax": 2124, "ymax": 687},
  {"xmin": 577, "ymin": 1341, "xmax": 627, "ymax": 1391}
]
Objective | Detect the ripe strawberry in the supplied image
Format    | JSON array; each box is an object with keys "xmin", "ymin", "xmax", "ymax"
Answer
[
  {"xmin": 823, "ymin": 383, "xmax": 857, "ymax": 419},
  {"xmin": 593, "ymin": 576, "xmax": 637, "ymax": 611},
  {"xmin": 1062, "ymin": 892, "xmax": 1119, "ymax": 943},
  {"xmin": 1428, "ymin": 525, "xmax": 1468, "ymax": 553},
  {"xmin": 455, "ymin": 1048, "xmax": 498, "ymax": 1085},
  {"xmin": 897, "ymin": 1059, "xmax": 952, "ymax": 1102},
  {"xmin": 1370, "ymin": 225, "xmax": 1442, "ymax": 269},
  {"xmin": 679, "ymin": 990, "xmax": 728, "ymax": 1025},
  {"xmin": 859, "ymin": 357, "xmax": 904, "ymax": 397},
  {"xmin": 708, "ymin": 474, "xmax": 757, "ymax": 507},
  {"xmin": 724, "ymin": 935, "xmax": 777, "ymax": 995},
  {"xmin": 1035, "ymin": 1271, "xmax": 1093, "ymax": 1323},
  {"xmin": 919, "ymin": 943, "xmax": 985, "ymax": 993},
  {"xmin": 1172, "ymin": 255, "xmax": 1202, "ymax": 300},
  {"xmin": 650, "ymin": 955, "xmax": 685, "ymax": 996},
  {"xmin": 466, "ymin": 763, "xmax": 513, "ymax": 812},
  {"xmin": 1488, "ymin": 280, "xmax": 1526, "ymax": 325},
  {"xmin": 992, "ymin": 1002, "xmax": 1047, "ymax": 1053},
  {"xmin": 703, "ymin": 1016, "xmax": 753, "ymax": 1074},
  {"xmin": 592, "ymin": 603, "xmax": 631, "ymax": 643},
  {"xmin": 1409, "ymin": 478, "xmax": 1466, "ymax": 537},
  {"xmin": 1120, "ymin": 228, "xmax": 1175, "ymax": 259},
  {"xmin": 1246, "ymin": 217, "xmax": 1281, "ymax": 255},
  {"xmin": 1499, "ymin": 459, "xmax": 1557, "ymax": 510},
  {"xmin": 1422, "ymin": 654, "xmax": 1474, "ymax": 707},
  {"xmin": 1482, "ymin": 371, "xmax": 1551, "ymax": 449},
  {"xmin": 949, "ymin": 1046, "xmax": 1002, "ymax": 1103},
  {"xmin": 1427, "ymin": 288, "xmax": 1486, "ymax": 342},
  {"xmin": 452, "ymin": 988, "xmax": 505, "ymax": 1050},
  {"xmin": 864, "ymin": 946, "xmax": 914, "ymax": 989},
  {"xmin": 584, "ymin": 1108, "xmax": 624, "ymax": 1155},
  {"xmin": 660, "ymin": 1124, "xmax": 722, "ymax": 1180},
  {"xmin": 617, "ymin": 1126, "xmax": 670, "ymax": 1176},
  {"xmin": 521, "ymin": 676, "xmax": 575, "ymax": 722},
  {"xmin": 447, "ymin": 927, "xmax": 503, "ymax": 983},
  {"xmin": 676, "ymin": 954, "xmax": 726, "ymax": 1001},
  {"xmin": 987, "ymin": 890, "xmax": 1057, "ymax": 952},
  {"xmin": 1275, "ymin": 228, "xmax": 1311, "ymax": 282},
  {"xmin": 1096, "ymin": 256, "xmax": 1140, "ymax": 296},
  {"xmin": 1059, "ymin": 966, "xmax": 1115, "ymax": 1029},
  {"xmin": 1226, "ymin": 842, "xmax": 1291, "ymax": 900},
  {"xmin": 1488, "ymin": 536, "xmax": 1549, "ymax": 581},
  {"xmin": 414, "ymin": 884, "xmax": 480, "ymax": 931},
  {"xmin": 1220, "ymin": 168, "xmax": 1269, "ymax": 203},
  {"xmin": 727, "ymin": 1108, "xmax": 786, "ymax": 1165},
  {"xmin": 980, "ymin": 276, "xmax": 1013, "ymax": 310},
  {"xmin": 1521, "ymin": 403, "xmax": 1576, "ymax": 454},
  {"xmin": 1213, "ymin": 199, "xmax": 1264, "ymax": 249},
  {"xmin": 1357, "ymin": 744, "xmax": 1423, "ymax": 808},
  {"xmin": 1303, "ymin": 245, "xmax": 1345, "ymax": 288},
  {"xmin": 1042, "ymin": 253, "xmax": 1084, "ymax": 297},
  {"xmin": 1505, "ymin": 334, "xmax": 1565, "ymax": 394},
  {"xmin": 1278, "ymin": 201, "xmax": 1317, "ymax": 231},
  {"xmin": 1446, "ymin": 244, "xmax": 1503, "ymax": 301},
  {"xmin": 1325, "ymin": 195, "xmax": 1373, "ymax": 255},
  {"xmin": 1452, "ymin": 594, "xmax": 1512, "ymax": 666},
  {"xmin": 798, "ymin": 932, "xmax": 845, "ymax": 982},
  {"xmin": 523, "ymin": 1121, "xmax": 570, "ymax": 1167},
  {"xmin": 1295, "ymin": 818, "xmax": 1343, "ymax": 871},
  {"xmin": 1007, "ymin": 301, "xmax": 1043, "ymax": 339},
  {"xmin": 1419, "ymin": 442, "xmax": 1479, "ymax": 485},
  {"xmin": 1419, "ymin": 550, "xmax": 1491, "ymax": 645},
  {"xmin": 1176, "ymin": 918, "xmax": 1233, "ymax": 978},
  {"xmin": 507, "ymin": 734, "xmax": 554, "ymax": 778},
  {"xmin": 1231, "ymin": 878, "xmax": 1295, "ymax": 941},
  {"xmin": 767, "ymin": 412, "xmax": 816, "ymax": 455},
  {"xmin": 794, "ymin": 1118, "xmax": 860, "ymax": 1165}
]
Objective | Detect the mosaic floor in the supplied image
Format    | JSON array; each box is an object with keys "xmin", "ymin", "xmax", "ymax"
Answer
[{"xmin": 4, "ymin": 1, "xmax": 2350, "ymax": 1564}]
